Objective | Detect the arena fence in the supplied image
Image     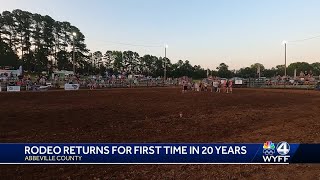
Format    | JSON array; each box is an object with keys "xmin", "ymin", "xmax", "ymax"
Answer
[
  {"xmin": 245, "ymin": 78, "xmax": 316, "ymax": 90},
  {"xmin": 1, "ymin": 76, "xmax": 319, "ymax": 92},
  {"xmin": 0, "ymin": 78, "xmax": 181, "ymax": 92}
]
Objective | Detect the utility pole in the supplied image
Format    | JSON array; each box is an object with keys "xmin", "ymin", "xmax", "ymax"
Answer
[{"xmin": 164, "ymin": 45, "xmax": 168, "ymax": 80}]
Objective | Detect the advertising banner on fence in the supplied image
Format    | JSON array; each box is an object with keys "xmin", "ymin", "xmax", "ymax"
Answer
[
  {"xmin": 7, "ymin": 86, "xmax": 21, "ymax": 92},
  {"xmin": 0, "ymin": 142, "xmax": 319, "ymax": 164},
  {"xmin": 64, "ymin": 84, "xmax": 80, "ymax": 91},
  {"xmin": 235, "ymin": 80, "xmax": 243, "ymax": 85}
]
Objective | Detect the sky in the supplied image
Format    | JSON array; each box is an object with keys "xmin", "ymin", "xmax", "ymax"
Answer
[{"xmin": 1, "ymin": 0, "xmax": 320, "ymax": 70}]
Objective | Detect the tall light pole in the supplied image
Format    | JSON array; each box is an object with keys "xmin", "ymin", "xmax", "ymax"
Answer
[
  {"xmin": 164, "ymin": 44, "xmax": 168, "ymax": 80},
  {"xmin": 282, "ymin": 40, "xmax": 287, "ymax": 77},
  {"xmin": 72, "ymin": 32, "xmax": 77, "ymax": 74}
]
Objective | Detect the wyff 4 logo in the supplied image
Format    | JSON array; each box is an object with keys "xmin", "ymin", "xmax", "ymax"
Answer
[{"xmin": 262, "ymin": 141, "xmax": 290, "ymax": 163}]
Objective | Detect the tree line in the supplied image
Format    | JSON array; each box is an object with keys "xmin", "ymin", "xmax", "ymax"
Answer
[{"xmin": 1, "ymin": 9, "xmax": 320, "ymax": 79}]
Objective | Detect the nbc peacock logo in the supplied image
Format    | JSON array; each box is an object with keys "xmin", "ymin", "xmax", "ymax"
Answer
[{"xmin": 263, "ymin": 141, "xmax": 275, "ymax": 156}]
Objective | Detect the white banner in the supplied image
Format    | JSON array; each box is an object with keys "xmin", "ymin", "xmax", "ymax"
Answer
[
  {"xmin": 7, "ymin": 86, "xmax": 21, "ymax": 92},
  {"xmin": 64, "ymin": 84, "xmax": 80, "ymax": 91},
  {"xmin": 235, "ymin": 80, "xmax": 243, "ymax": 85}
]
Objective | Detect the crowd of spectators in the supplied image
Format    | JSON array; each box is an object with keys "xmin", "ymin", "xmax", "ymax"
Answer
[
  {"xmin": 264, "ymin": 71, "xmax": 318, "ymax": 86},
  {"xmin": 0, "ymin": 73, "xmax": 52, "ymax": 90},
  {"xmin": 0, "ymin": 72, "xmax": 178, "ymax": 91}
]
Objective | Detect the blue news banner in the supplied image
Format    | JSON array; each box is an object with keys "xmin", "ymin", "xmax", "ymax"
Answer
[{"xmin": 0, "ymin": 142, "xmax": 319, "ymax": 164}]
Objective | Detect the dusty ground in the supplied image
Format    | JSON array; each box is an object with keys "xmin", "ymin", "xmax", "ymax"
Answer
[{"xmin": 0, "ymin": 88, "xmax": 319, "ymax": 179}]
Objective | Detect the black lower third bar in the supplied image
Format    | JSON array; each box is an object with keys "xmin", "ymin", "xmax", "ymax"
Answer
[{"xmin": 291, "ymin": 144, "xmax": 320, "ymax": 163}]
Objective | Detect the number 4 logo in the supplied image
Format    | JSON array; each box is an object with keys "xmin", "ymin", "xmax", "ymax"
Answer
[{"xmin": 276, "ymin": 142, "xmax": 290, "ymax": 155}]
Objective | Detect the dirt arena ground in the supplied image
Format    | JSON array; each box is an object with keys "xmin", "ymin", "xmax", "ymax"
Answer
[{"xmin": 0, "ymin": 88, "xmax": 319, "ymax": 179}]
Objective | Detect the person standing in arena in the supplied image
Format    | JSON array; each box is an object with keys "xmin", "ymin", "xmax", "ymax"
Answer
[
  {"xmin": 229, "ymin": 80, "xmax": 233, "ymax": 93},
  {"xmin": 222, "ymin": 80, "xmax": 227, "ymax": 93},
  {"xmin": 211, "ymin": 81, "xmax": 214, "ymax": 92},
  {"xmin": 90, "ymin": 79, "xmax": 95, "ymax": 90},
  {"xmin": 194, "ymin": 82, "xmax": 200, "ymax": 92},
  {"xmin": 217, "ymin": 81, "xmax": 221, "ymax": 93},
  {"xmin": 225, "ymin": 80, "xmax": 229, "ymax": 93},
  {"xmin": 182, "ymin": 81, "xmax": 188, "ymax": 93},
  {"xmin": 226, "ymin": 80, "xmax": 232, "ymax": 93},
  {"xmin": 212, "ymin": 80, "xmax": 218, "ymax": 92}
]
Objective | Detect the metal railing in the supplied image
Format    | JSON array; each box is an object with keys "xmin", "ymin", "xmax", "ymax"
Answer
[{"xmin": 244, "ymin": 78, "xmax": 317, "ymax": 90}]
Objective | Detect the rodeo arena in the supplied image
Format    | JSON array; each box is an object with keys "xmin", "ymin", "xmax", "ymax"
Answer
[{"xmin": 2, "ymin": 66, "xmax": 320, "ymax": 178}]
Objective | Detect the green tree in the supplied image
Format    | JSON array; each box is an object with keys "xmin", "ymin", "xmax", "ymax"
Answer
[
  {"xmin": 263, "ymin": 68, "xmax": 277, "ymax": 78},
  {"xmin": 123, "ymin": 51, "xmax": 140, "ymax": 74},
  {"xmin": 275, "ymin": 65, "xmax": 285, "ymax": 76},
  {"xmin": 57, "ymin": 50, "xmax": 70, "ymax": 70},
  {"xmin": 250, "ymin": 63, "xmax": 265, "ymax": 71},
  {"xmin": 192, "ymin": 65, "xmax": 207, "ymax": 79},
  {"xmin": 250, "ymin": 63, "xmax": 265, "ymax": 77},
  {"xmin": 103, "ymin": 50, "xmax": 114, "ymax": 71},
  {"xmin": 287, "ymin": 62, "xmax": 312, "ymax": 77},
  {"xmin": 92, "ymin": 51, "xmax": 103, "ymax": 73},
  {"xmin": 2, "ymin": 11, "xmax": 19, "ymax": 53},
  {"xmin": 0, "ymin": 39, "xmax": 19, "ymax": 67},
  {"xmin": 311, "ymin": 62, "xmax": 320, "ymax": 76},
  {"xmin": 140, "ymin": 54, "xmax": 157, "ymax": 76},
  {"xmin": 217, "ymin": 63, "xmax": 232, "ymax": 78},
  {"xmin": 112, "ymin": 51, "xmax": 123, "ymax": 73},
  {"xmin": 154, "ymin": 57, "xmax": 164, "ymax": 77},
  {"xmin": 236, "ymin": 67, "xmax": 255, "ymax": 78}
]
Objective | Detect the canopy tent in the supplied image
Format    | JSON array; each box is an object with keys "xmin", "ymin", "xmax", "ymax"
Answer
[{"xmin": 0, "ymin": 66, "xmax": 23, "ymax": 76}]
